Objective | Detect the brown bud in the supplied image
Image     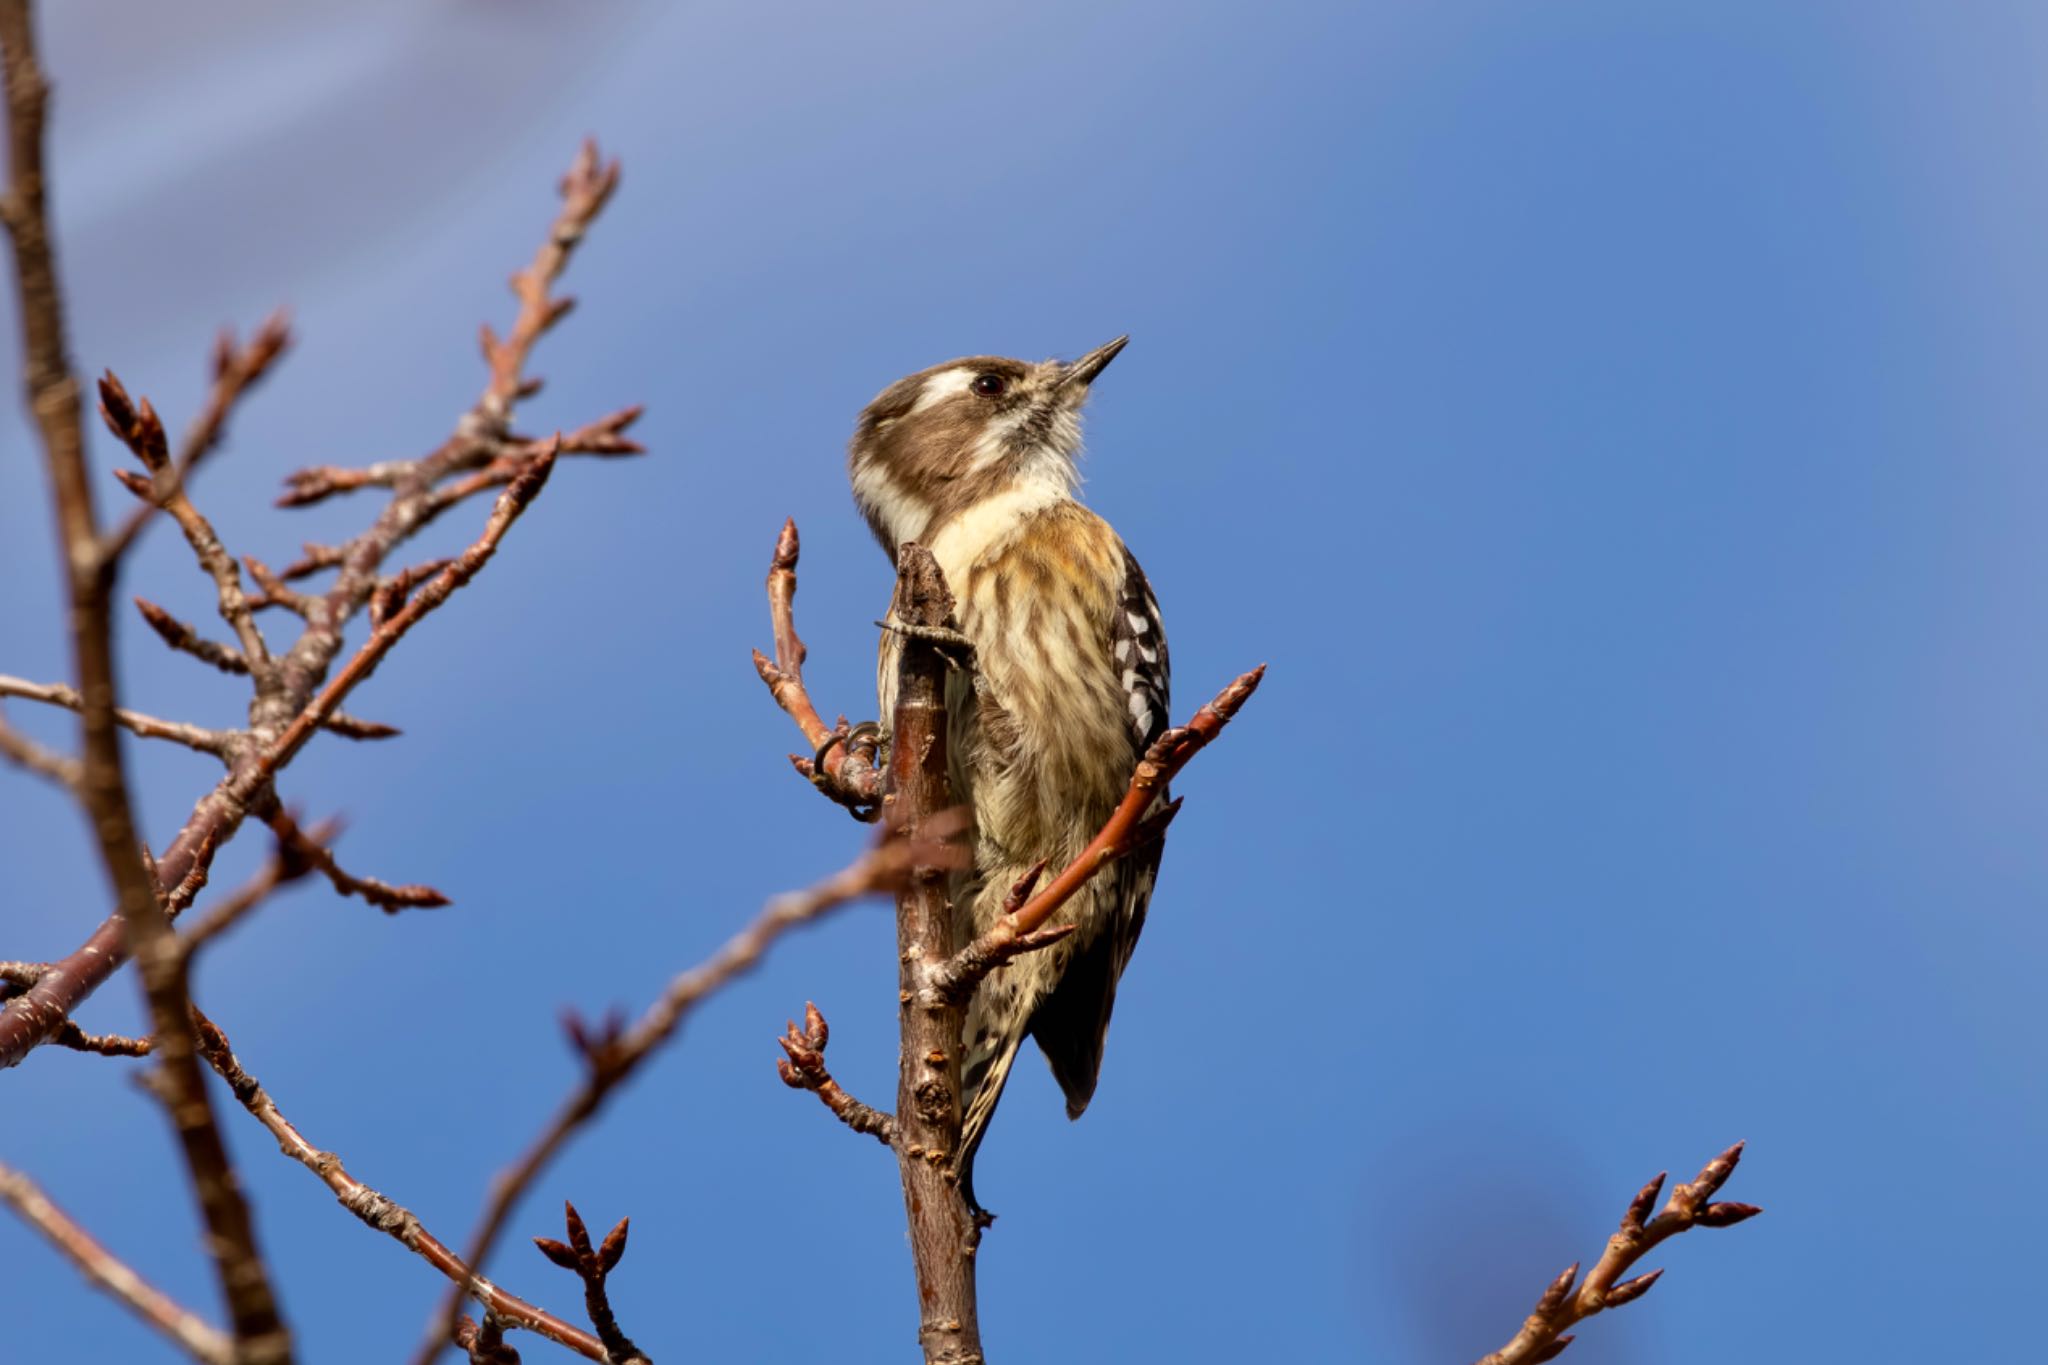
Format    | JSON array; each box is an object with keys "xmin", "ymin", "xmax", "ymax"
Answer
[
  {"xmin": 532, "ymin": 1236, "xmax": 577, "ymax": 1270},
  {"xmin": 1604, "ymin": 1267, "xmax": 1663, "ymax": 1307},
  {"xmin": 1697, "ymin": 1201, "xmax": 1763, "ymax": 1228}
]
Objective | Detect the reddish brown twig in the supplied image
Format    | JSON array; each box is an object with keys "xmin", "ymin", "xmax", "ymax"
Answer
[
  {"xmin": 413, "ymin": 839, "xmax": 947, "ymax": 1365},
  {"xmin": 278, "ymin": 541, "xmax": 347, "ymax": 581},
  {"xmin": 263, "ymin": 805, "xmax": 449, "ymax": 914},
  {"xmin": 0, "ymin": 702, "xmax": 79, "ymax": 788},
  {"xmin": 49, "ymin": 1020, "xmax": 153, "ymax": 1056},
  {"xmin": 99, "ymin": 371, "xmax": 276, "ymax": 689},
  {"xmin": 454, "ymin": 1313, "xmax": 522, "ymax": 1365},
  {"xmin": 191, "ymin": 1013, "xmax": 612, "ymax": 1362},
  {"xmin": 0, "ymin": 5, "xmax": 291, "ymax": 1357},
  {"xmin": 135, "ymin": 597, "xmax": 248, "ymax": 674},
  {"xmin": 255, "ymin": 442, "xmax": 559, "ymax": 783},
  {"xmin": 242, "ymin": 555, "xmax": 320, "ymax": 617},
  {"xmin": 928, "ymin": 664, "xmax": 1264, "ymax": 1001},
  {"xmin": 776, "ymin": 1001, "xmax": 897, "ymax": 1147},
  {"xmin": 875, "ymin": 544, "xmax": 985, "ymax": 1364},
  {"xmin": 752, "ymin": 518, "xmax": 884, "ymax": 819},
  {"xmin": 0, "ymin": 674, "xmax": 232, "ymax": 755},
  {"xmin": 176, "ymin": 820, "xmax": 339, "ymax": 951},
  {"xmin": 532, "ymin": 1203, "xmax": 649, "ymax": 1365},
  {"xmin": 0, "ymin": 139, "xmax": 629, "ymax": 1075},
  {"xmin": 101, "ymin": 310, "xmax": 290, "ymax": 563},
  {"xmin": 1475, "ymin": 1142, "xmax": 1762, "ymax": 1365},
  {"xmin": 0, "ymin": 1160, "xmax": 234, "ymax": 1365}
]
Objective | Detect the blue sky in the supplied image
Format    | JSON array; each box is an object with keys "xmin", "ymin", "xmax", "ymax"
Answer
[{"xmin": 2, "ymin": 3, "xmax": 2042, "ymax": 1361}]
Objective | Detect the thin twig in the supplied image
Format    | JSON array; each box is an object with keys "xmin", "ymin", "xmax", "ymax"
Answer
[
  {"xmin": 48, "ymin": 1019, "xmax": 153, "ymax": 1055},
  {"xmin": 101, "ymin": 310, "xmax": 290, "ymax": 563},
  {"xmin": 0, "ymin": 674, "xmax": 230, "ymax": 755},
  {"xmin": 0, "ymin": 701, "xmax": 79, "ymax": 788},
  {"xmin": 0, "ymin": 4, "xmax": 292, "ymax": 1357},
  {"xmin": 191, "ymin": 1012, "xmax": 612, "ymax": 1363},
  {"xmin": 775, "ymin": 1001, "xmax": 897, "ymax": 1148},
  {"xmin": 0, "ymin": 140, "xmax": 632, "ymax": 1075},
  {"xmin": 0, "ymin": 140, "xmax": 630, "ymax": 1073},
  {"xmin": 752, "ymin": 519, "xmax": 884, "ymax": 819},
  {"xmin": 531, "ymin": 1203, "xmax": 649, "ymax": 1365},
  {"xmin": 0, "ymin": 1161, "xmax": 234, "ymax": 1365},
  {"xmin": 177, "ymin": 822, "xmax": 332, "ymax": 952},
  {"xmin": 412, "ymin": 839, "xmax": 950, "ymax": 1365},
  {"xmin": 928, "ymin": 664, "xmax": 1264, "ymax": 1001},
  {"xmin": 135, "ymin": 597, "xmax": 249, "ymax": 674},
  {"xmin": 98, "ymin": 371, "xmax": 276, "ymax": 686},
  {"xmin": 1474, "ymin": 1142, "xmax": 1762, "ymax": 1365},
  {"xmin": 265, "ymin": 805, "xmax": 449, "ymax": 914}
]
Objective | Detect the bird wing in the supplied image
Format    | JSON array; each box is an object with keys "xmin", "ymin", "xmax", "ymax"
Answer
[{"xmin": 1030, "ymin": 546, "xmax": 1171, "ymax": 1117}]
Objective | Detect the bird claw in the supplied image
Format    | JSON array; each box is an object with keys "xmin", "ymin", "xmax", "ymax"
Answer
[{"xmin": 877, "ymin": 617, "xmax": 976, "ymax": 671}]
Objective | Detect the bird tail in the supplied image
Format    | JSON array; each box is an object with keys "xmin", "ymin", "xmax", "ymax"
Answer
[{"xmin": 955, "ymin": 1030, "xmax": 1025, "ymax": 1212}]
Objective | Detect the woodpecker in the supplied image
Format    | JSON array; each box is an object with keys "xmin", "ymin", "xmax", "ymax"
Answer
[{"xmin": 848, "ymin": 336, "xmax": 1170, "ymax": 1202}]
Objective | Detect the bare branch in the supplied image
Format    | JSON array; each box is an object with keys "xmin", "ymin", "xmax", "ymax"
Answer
[
  {"xmin": 531, "ymin": 1203, "xmax": 649, "ymax": 1365},
  {"xmin": 930, "ymin": 664, "xmax": 1263, "ymax": 1001},
  {"xmin": 752, "ymin": 518, "xmax": 883, "ymax": 818},
  {"xmin": 101, "ymin": 309, "xmax": 290, "ymax": 562},
  {"xmin": 412, "ymin": 838, "xmax": 946, "ymax": 1365},
  {"xmin": 135, "ymin": 597, "xmax": 249, "ymax": 674},
  {"xmin": 1475, "ymin": 1142, "xmax": 1762, "ymax": 1365},
  {"xmin": 48, "ymin": 1019, "xmax": 153, "ymax": 1056},
  {"xmin": 0, "ymin": 138, "xmax": 632, "ymax": 1074},
  {"xmin": 251, "ymin": 441, "xmax": 561, "ymax": 785},
  {"xmin": 192, "ymin": 1013, "xmax": 613, "ymax": 1363},
  {"xmin": 99, "ymin": 371, "xmax": 276, "ymax": 685},
  {"xmin": 0, "ymin": 701, "xmax": 79, "ymax": 788},
  {"xmin": 265, "ymin": 805, "xmax": 449, "ymax": 914},
  {"xmin": 177, "ymin": 823, "xmax": 330, "ymax": 952},
  {"xmin": 872, "ymin": 543, "xmax": 986, "ymax": 1365},
  {"xmin": 775, "ymin": 1001, "xmax": 897, "ymax": 1147},
  {"xmin": 0, "ymin": 1161, "xmax": 234, "ymax": 1365},
  {"xmin": 0, "ymin": 674, "xmax": 231, "ymax": 755},
  {"xmin": 0, "ymin": 4, "xmax": 291, "ymax": 1356}
]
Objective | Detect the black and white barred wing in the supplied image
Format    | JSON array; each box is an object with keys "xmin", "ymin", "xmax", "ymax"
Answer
[
  {"xmin": 1107, "ymin": 546, "xmax": 1171, "ymax": 972},
  {"xmin": 1029, "ymin": 547, "xmax": 1171, "ymax": 1117}
]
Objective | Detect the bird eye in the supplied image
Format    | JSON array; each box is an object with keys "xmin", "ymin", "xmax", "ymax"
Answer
[{"xmin": 971, "ymin": 373, "xmax": 1008, "ymax": 398}]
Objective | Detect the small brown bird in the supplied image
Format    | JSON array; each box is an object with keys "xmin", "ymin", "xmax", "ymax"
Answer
[{"xmin": 849, "ymin": 337, "xmax": 1169, "ymax": 1202}]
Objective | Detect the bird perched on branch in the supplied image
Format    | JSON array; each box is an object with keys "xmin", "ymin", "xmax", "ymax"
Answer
[{"xmin": 849, "ymin": 336, "xmax": 1170, "ymax": 1204}]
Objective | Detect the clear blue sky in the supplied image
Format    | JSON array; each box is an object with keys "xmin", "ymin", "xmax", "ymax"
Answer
[{"xmin": 2, "ymin": 3, "xmax": 2041, "ymax": 1361}]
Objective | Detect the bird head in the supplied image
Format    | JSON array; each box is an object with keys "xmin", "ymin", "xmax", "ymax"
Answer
[{"xmin": 847, "ymin": 336, "xmax": 1127, "ymax": 556}]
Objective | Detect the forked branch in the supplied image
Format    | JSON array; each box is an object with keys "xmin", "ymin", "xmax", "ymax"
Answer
[
  {"xmin": 752, "ymin": 519, "xmax": 884, "ymax": 819},
  {"xmin": 1475, "ymin": 1141, "xmax": 1762, "ymax": 1365}
]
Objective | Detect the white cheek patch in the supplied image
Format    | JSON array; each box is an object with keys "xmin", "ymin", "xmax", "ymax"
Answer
[
  {"xmin": 852, "ymin": 462, "xmax": 932, "ymax": 546},
  {"xmin": 909, "ymin": 368, "xmax": 979, "ymax": 415}
]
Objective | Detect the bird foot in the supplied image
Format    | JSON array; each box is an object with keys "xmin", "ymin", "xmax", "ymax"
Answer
[{"xmin": 877, "ymin": 617, "xmax": 976, "ymax": 670}]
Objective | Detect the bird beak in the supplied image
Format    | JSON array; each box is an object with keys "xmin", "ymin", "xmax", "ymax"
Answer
[{"xmin": 1058, "ymin": 335, "xmax": 1129, "ymax": 390}]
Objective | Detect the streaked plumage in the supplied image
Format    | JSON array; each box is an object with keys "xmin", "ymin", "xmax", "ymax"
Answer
[{"xmin": 848, "ymin": 340, "xmax": 1170, "ymax": 1201}]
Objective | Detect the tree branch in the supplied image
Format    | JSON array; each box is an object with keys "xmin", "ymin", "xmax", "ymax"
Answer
[
  {"xmin": 1474, "ymin": 1141, "xmax": 1762, "ymax": 1365},
  {"xmin": 0, "ymin": 700, "xmax": 80, "ymax": 788},
  {"xmin": 0, "ymin": 3, "xmax": 291, "ymax": 1357},
  {"xmin": 101, "ymin": 311, "xmax": 291, "ymax": 563},
  {"xmin": 752, "ymin": 518, "xmax": 884, "ymax": 820},
  {"xmin": 190, "ymin": 1012, "xmax": 614, "ymax": 1363},
  {"xmin": 0, "ymin": 1160, "xmax": 235, "ymax": 1365},
  {"xmin": 262, "ymin": 804, "xmax": 449, "ymax": 915},
  {"xmin": 928, "ymin": 664, "xmax": 1264, "ymax": 1003},
  {"xmin": 872, "ymin": 543, "xmax": 986, "ymax": 1365},
  {"xmin": 775, "ymin": 1001, "xmax": 897, "ymax": 1148},
  {"xmin": 0, "ymin": 674, "xmax": 233, "ymax": 755},
  {"xmin": 0, "ymin": 137, "xmax": 631, "ymax": 1075},
  {"xmin": 530, "ymin": 1203, "xmax": 649, "ymax": 1365},
  {"xmin": 411, "ymin": 838, "xmax": 948, "ymax": 1365}
]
